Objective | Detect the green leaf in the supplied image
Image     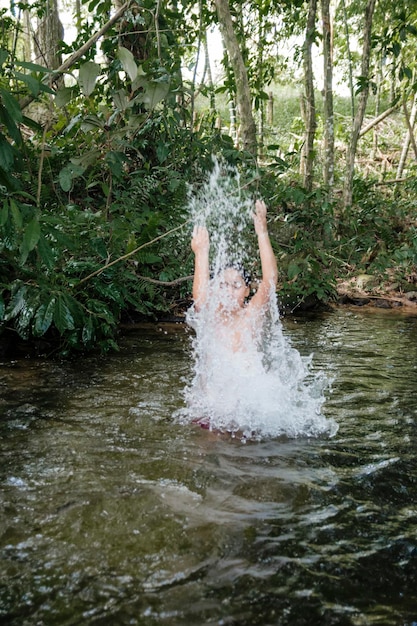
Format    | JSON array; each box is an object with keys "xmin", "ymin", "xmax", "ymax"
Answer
[
  {"xmin": 156, "ymin": 141, "xmax": 169, "ymax": 164},
  {"xmin": 71, "ymin": 150, "xmax": 101, "ymax": 168},
  {"xmin": 37, "ymin": 234, "xmax": 56, "ymax": 270},
  {"xmin": 287, "ymin": 261, "xmax": 301, "ymax": 280},
  {"xmin": 136, "ymin": 79, "xmax": 170, "ymax": 110},
  {"xmin": 105, "ymin": 151, "xmax": 126, "ymax": 178},
  {"xmin": 20, "ymin": 218, "xmax": 40, "ymax": 264},
  {"xmin": 0, "ymin": 199, "xmax": 8, "ymax": 226},
  {"xmin": 0, "ymin": 88, "xmax": 23, "ymax": 124},
  {"xmin": 117, "ymin": 46, "xmax": 138, "ymax": 82},
  {"xmin": 16, "ymin": 60, "xmax": 53, "ymax": 73},
  {"xmin": 78, "ymin": 61, "xmax": 101, "ymax": 97},
  {"xmin": 53, "ymin": 294, "xmax": 75, "ymax": 333},
  {"xmin": 0, "ymin": 136, "xmax": 15, "ymax": 171},
  {"xmin": 0, "ymin": 103, "xmax": 21, "ymax": 143},
  {"xmin": 58, "ymin": 163, "xmax": 85, "ymax": 192},
  {"xmin": 113, "ymin": 88, "xmax": 130, "ymax": 112},
  {"xmin": 9, "ymin": 198, "xmax": 22, "ymax": 228},
  {"xmin": 55, "ymin": 86, "xmax": 76, "ymax": 107},
  {"xmin": 5, "ymin": 284, "xmax": 27, "ymax": 320},
  {"xmin": 13, "ymin": 71, "xmax": 42, "ymax": 97},
  {"xmin": 80, "ymin": 115, "xmax": 104, "ymax": 131},
  {"xmin": 0, "ymin": 49, "xmax": 8, "ymax": 67},
  {"xmin": 82, "ymin": 315, "xmax": 95, "ymax": 344},
  {"xmin": 33, "ymin": 298, "xmax": 55, "ymax": 336},
  {"xmin": 24, "ymin": 217, "xmax": 40, "ymax": 250}
]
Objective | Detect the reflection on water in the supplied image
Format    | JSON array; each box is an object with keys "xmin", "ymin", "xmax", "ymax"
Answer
[{"xmin": 1, "ymin": 310, "xmax": 417, "ymax": 625}]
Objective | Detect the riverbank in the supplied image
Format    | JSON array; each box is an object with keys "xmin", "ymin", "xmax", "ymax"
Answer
[
  {"xmin": 1, "ymin": 281, "xmax": 416, "ymax": 360},
  {"xmin": 335, "ymin": 275, "xmax": 417, "ymax": 312}
]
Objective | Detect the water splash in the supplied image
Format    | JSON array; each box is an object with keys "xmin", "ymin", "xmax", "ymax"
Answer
[{"xmin": 177, "ymin": 160, "xmax": 337, "ymax": 440}]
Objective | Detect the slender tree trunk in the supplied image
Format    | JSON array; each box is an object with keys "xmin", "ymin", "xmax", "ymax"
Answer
[
  {"xmin": 371, "ymin": 53, "xmax": 383, "ymax": 160},
  {"xmin": 214, "ymin": 0, "xmax": 257, "ymax": 157},
  {"xmin": 343, "ymin": 0, "xmax": 377, "ymax": 208},
  {"xmin": 397, "ymin": 94, "xmax": 417, "ymax": 179},
  {"xmin": 203, "ymin": 36, "xmax": 216, "ymax": 112},
  {"xmin": 23, "ymin": 9, "xmax": 32, "ymax": 62},
  {"xmin": 321, "ymin": 0, "xmax": 334, "ymax": 189},
  {"xmin": 301, "ymin": 0, "xmax": 317, "ymax": 192},
  {"xmin": 340, "ymin": 0, "xmax": 355, "ymax": 122},
  {"xmin": 257, "ymin": 4, "xmax": 265, "ymax": 158}
]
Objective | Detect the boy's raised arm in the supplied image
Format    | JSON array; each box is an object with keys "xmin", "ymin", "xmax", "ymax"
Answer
[
  {"xmin": 191, "ymin": 225, "xmax": 210, "ymax": 312},
  {"xmin": 249, "ymin": 200, "xmax": 278, "ymax": 310}
]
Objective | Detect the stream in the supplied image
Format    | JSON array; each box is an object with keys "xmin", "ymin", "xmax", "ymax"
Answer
[{"xmin": 1, "ymin": 308, "xmax": 417, "ymax": 625}]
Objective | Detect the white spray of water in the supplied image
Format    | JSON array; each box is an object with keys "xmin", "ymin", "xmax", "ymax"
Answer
[{"xmin": 177, "ymin": 160, "xmax": 338, "ymax": 440}]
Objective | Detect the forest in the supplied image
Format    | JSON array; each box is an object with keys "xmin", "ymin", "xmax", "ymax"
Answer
[{"xmin": 0, "ymin": 0, "xmax": 416, "ymax": 356}]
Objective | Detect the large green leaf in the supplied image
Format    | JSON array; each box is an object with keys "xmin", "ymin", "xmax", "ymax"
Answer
[
  {"xmin": 20, "ymin": 218, "xmax": 40, "ymax": 264},
  {"xmin": 16, "ymin": 60, "xmax": 53, "ymax": 73},
  {"xmin": 78, "ymin": 62, "xmax": 101, "ymax": 97},
  {"xmin": 58, "ymin": 163, "xmax": 86, "ymax": 192},
  {"xmin": 0, "ymin": 136, "xmax": 14, "ymax": 171},
  {"xmin": 13, "ymin": 71, "xmax": 44, "ymax": 97},
  {"xmin": 55, "ymin": 86, "xmax": 76, "ymax": 107},
  {"xmin": 117, "ymin": 46, "xmax": 138, "ymax": 82},
  {"xmin": 0, "ymin": 88, "xmax": 23, "ymax": 124},
  {"xmin": 0, "ymin": 104, "xmax": 21, "ymax": 143},
  {"xmin": 113, "ymin": 88, "xmax": 130, "ymax": 112},
  {"xmin": 37, "ymin": 235, "xmax": 56, "ymax": 270},
  {"xmin": 0, "ymin": 199, "xmax": 8, "ymax": 226},
  {"xmin": 9, "ymin": 198, "xmax": 22, "ymax": 228},
  {"xmin": 53, "ymin": 294, "xmax": 75, "ymax": 333},
  {"xmin": 0, "ymin": 49, "xmax": 8, "ymax": 67},
  {"xmin": 5, "ymin": 283, "xmax": 27, "ymax": 320},
  {"xmin": 136, "ymin": 79, "xmax": 170, "ymax": 110},
  {"xmin": 33, "ymin": 298, "xmax": 55, "ymax": 336}
]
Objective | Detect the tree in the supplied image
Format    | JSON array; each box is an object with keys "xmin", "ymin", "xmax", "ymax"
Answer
[
  {"xmin": 300, "ymin": 0, "xmax": 317, "ymax": 192},
  {"xmin": 214, "ymin": 0, "xmax": 257, "ymax": 157},
  {"xmin": 343, "ymin": 0, "xmax": 377, "ymax": 208},
  {"xmin": 321, "ymin": 0, "xmax": 334, "ymax": 189},
  {"xmin": 33, "ymin": 0, "xmax": 64, "ymax": 71}
]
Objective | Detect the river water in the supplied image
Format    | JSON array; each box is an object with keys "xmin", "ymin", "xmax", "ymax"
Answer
[{"xmin": 1, "ymin": 308, "xmax": 417, "ymax": 625}]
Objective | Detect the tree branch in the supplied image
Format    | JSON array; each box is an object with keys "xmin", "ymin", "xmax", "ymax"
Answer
[
  {"xmin": 20, "ymin": 2, "xmax": 131, "ymax": 110},
  {"xmin": 75, "ymin": 219, "xmax": 191, "ymax": 287},
  {"xmin": 359, "ymin": 103, "xmax": 401, "ymax": 137}
]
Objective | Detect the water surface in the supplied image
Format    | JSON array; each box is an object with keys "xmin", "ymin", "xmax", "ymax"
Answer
[{"xmin": 1, "ymin": 309, "xmax": 417, "ymax": 625}]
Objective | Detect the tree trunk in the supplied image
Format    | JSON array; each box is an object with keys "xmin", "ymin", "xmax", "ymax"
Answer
[
  {"xmin": 371, "ymin": 52, "xmax": 383, "ymax": 161},
  {"xmin": 321, "ymin": 0, "xmax": 334, "ymax": 189},
  {"xmin": 301, "ymin": 0, "xmax": 317, "ymax": 192},
  {"xmin": 343, "ymin": 0, "xmax": 377, "ymax": 208},
  {"xmin": 397, "ymin": 94, "xmax": 417, "ymax": 179},
  {"xmin": 257, "ymin": 4, "xmax": 265, "ymax": 158},
  {"xmin": 340, "ymin": 0, "xmax": 355, "ymax": 122},
  {"xmin": 214, "ymin": 0, "xmax": 257, "ymax": 157},
  {"xmin": 33, "ymin": 0, "xmax": 63, "ymax": 70}
]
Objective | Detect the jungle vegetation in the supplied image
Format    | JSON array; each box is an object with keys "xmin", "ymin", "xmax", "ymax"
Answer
[{"xmin": 0, "ymin": 0, "xmax": 416, "ymax": 356}]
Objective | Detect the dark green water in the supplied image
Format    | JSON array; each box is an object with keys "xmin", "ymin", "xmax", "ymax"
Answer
[{"xmin": 1, "ymin": 309, "xmax": 417, "ymax": 625}]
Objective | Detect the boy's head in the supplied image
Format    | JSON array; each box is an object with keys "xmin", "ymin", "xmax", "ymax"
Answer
[{"xmin": 215, "ymin": 265, "xmax": 251, "ymax": 310}]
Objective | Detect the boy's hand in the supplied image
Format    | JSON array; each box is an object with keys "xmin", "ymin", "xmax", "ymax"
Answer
[
  {"xmin": 191, "ymin": 225, "xmax": 210, "ymax": 254},
  {"xmin": 253, "ymin": 199, "xmax": 268, "ymax": 235}
]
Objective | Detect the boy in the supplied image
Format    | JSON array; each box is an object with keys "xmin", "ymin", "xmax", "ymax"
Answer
[{"xmin": 190, "ymin": 199, "xmax": 278, "ymax": 353}]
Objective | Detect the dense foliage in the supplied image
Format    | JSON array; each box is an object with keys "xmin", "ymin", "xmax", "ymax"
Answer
[{"xmin": 0, "ymin": 0, "xmax": 416, "ymax": 356}]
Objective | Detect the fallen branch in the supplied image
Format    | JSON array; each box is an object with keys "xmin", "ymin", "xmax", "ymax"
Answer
[
  {"xmin": 359, "ymin": 103, "xmax": 401, "ymax": 137},
  {"xmin": 371, "ymin": 176, "xmax": 413, "ymax": 186},
  {"xmin": 137, "ymin": 274, "xmax": 193, "ymax": 286}
]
